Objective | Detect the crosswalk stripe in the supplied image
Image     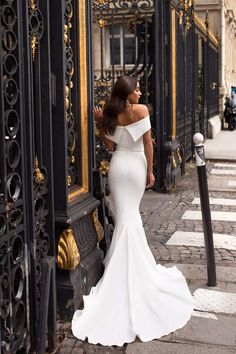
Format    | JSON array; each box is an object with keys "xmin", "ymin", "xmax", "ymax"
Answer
[
  {"xmin": 228, "ymin": 181, "xmax": 236, "ymax": 187},
  {"xmin": 182, "ymin": 210, "xmax": 236, "ymax": 222},
  {"xmin": 193, "ymin": 288, "xmax": 236, "ymax": 314},
  {"xmin": 192, "ymin": 198, "xmax": 236, "ymax": 206},
  {"xmin": 214, "ymin": 163, "xmax": 236, "ymax": 168},
  {"xmin": 192, "ymin": 310, "xmax": 218, "ymax": 320},
  {"xmin": 211, "ymin": 169, "xmax": 236, "ymax": 175},
  {"xmin": 166, "ymin": 231, "xmax": 236, "ymax": 250}
]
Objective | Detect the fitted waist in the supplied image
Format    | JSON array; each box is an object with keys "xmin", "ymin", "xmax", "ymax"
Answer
[{"xmin": 116, "ymin": 146, "xmax": 144, "ymax": 152}]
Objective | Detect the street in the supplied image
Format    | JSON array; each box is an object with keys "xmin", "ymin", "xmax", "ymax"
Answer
[{"xmin": 57, "ymin": 131, "xmax": 236, "ymax": 354}]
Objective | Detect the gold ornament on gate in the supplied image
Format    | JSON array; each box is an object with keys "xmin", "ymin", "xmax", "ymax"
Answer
[
  {"xmin": 93, "ymin": 208, "xmax": 104, "ymax": 242},
  {"xmin": 34, "ymin": 156, "xmax": 45, "ymax": 184},
  {"xmin": 99, "ymin": 159, "xmax": 110, "ymax": 175},
  {"xmin": 57, "ymin": 228, "xmax": 80, "ymax": 270}
]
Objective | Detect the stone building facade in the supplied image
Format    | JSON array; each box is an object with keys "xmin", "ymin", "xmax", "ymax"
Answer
[{"xmin": 195, "ymin": 0, "xmax": 236, "ymax": 114}]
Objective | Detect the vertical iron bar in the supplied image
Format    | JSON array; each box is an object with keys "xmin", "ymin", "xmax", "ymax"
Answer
[
  {"xmin": 144, "ymin": 17, "xmax": 148, "ymax": 103},
  {"xmin": 111, "ymin": 11, "xmax": 115, "ymax": 84},
  {"xmin": 122, "ymin": 15, "xmax": 125, "ymax": 74},
  {"xmin": 154, "ymin": 0, "xmax": 165, "ymax": 190},
  {"xmin": 100, "ymin": 26, "xmax": 104, "ymax": 79}
]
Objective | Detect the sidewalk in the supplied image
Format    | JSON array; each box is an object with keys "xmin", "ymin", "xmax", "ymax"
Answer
[
  {"xmin": 205, "ymin": 128, "xmax": 236, "ymax": 160},
  {"xmin": 57, "ymin": 162, "xmax": 236, "ymax": 354}
]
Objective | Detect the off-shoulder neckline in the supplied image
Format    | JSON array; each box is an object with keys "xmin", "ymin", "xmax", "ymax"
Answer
[{"xmin": 116, "ymin": 115, "xmax": 149, "ymax": 128}]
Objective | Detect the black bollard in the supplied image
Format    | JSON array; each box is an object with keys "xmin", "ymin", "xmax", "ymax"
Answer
[{"xmin": 193, "ymin": 133, "xmax": 217, "ymax": 286}]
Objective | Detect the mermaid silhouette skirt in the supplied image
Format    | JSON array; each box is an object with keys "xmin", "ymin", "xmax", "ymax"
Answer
[{"xmin": 72, "ymin": 117, "xmax": 193, "ymax": 346}]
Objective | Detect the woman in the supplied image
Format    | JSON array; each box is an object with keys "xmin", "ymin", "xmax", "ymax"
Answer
[{"xmin": 72, "ymin": 75, "xmax": 193, "ymax": 346}]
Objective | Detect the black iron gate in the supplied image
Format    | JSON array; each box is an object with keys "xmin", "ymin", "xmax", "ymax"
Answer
[
  {"xmin": 92, "ymin": 0, "xmax": 166, "ymax": 191},
  {"xmin": 0, "ymin": 1, "xmax": 56, "ymax": 353}
]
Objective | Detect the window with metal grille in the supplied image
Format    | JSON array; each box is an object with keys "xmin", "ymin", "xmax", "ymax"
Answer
[{"xmin": 109, "ymin": 24, "xmax": 137, "ymax": 66}]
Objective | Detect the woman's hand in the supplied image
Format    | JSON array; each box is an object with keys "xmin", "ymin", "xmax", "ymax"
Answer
[
  {"xmin": 146, "ymin": 171, "xmax": 155, "ymax": 189},
  {"xmin": 93, "ymin": 106, "xmax": 103, "ymax": 124}
]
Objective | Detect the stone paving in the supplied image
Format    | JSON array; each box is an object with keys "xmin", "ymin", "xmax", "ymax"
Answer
[{"xmin": 56, "ymin": 161, "xmax": 236, "ymax": 354}]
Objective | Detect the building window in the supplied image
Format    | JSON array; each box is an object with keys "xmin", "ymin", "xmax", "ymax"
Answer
[{"xmin": 109, "ymin": 24, "xmax": 137, "ymax": 66}]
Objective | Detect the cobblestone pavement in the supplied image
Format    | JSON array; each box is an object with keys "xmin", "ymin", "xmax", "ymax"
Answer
[{"xmin": 56, "ymin": 161, "xmax": 236, "ymax": 354}]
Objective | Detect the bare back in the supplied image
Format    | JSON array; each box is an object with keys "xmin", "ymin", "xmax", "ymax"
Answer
[{"xmin": 116, "ymin": 104, "xmax": 149, "ymax": 126}]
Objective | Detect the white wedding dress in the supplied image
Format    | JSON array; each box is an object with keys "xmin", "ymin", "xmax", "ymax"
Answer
[{"xmin": 72, "ymin": 116, "xmax": 193, "ymax": 346}]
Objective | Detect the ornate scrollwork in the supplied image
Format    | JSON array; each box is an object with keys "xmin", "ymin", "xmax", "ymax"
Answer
[
  {"xmin": 28, "ymin": 0, "xmax": 44, "ymax": 61},
  {"xmin": 64, "ymin": 0, "xmax": 78, "ymax": 188},
  {"xmin": 0, "ymin": 1, "xmax": 29, "ymax": 350}
]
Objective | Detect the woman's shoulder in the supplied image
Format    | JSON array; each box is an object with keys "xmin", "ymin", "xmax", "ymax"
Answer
[{"xmin": 132, "ymin": 104, "xmax": 149, "ymax": 118}]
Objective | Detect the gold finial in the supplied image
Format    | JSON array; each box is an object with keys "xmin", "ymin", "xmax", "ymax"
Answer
[
  {"xmin": 57, "ymin": 228, "xmax": 80, "ymax": 270},
  {"xmin": 34, "ymin": 156, "xmax": 45, "ymax": 184}
]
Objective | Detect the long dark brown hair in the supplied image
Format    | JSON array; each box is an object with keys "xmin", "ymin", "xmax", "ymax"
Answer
[{"xmin": 102, "ymin": 75, "xmax": 138, "ymax": 134}]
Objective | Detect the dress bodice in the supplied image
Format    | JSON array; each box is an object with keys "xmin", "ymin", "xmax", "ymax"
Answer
[{"xmin": 105, "ymin": 116, "xmax": 151, "ymax": 152}]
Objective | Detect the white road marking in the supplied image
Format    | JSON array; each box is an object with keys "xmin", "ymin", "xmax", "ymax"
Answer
[
  {"xmin": 211, "ymin": 169, "xmax": 236, "ymax": 175},
  {"xmin": 166, "ymin": 231, "xmax": 236, "ymax": 251},
  {"xmin": 192, "ymin": 198, "xmax": 236, "ymax": 206},
  {"xmin": 193, "ymin": 288, "xmax": 236, "ymax": 314},
  {"xmin": 182, "ymin": 210, "xmax": 236, "ymax": 222},
  {"xmin": 228, "ymin": 181, "xmax": 236, "ymax": 187},
  {"xmin": 214, "ymin": 163, "xmax": 236, "ymax": 168}
]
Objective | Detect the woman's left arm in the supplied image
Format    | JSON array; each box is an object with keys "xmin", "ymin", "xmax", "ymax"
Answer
[{"xmin": 143, "ymin": 129, "xmax": 155, "ymax": 188}]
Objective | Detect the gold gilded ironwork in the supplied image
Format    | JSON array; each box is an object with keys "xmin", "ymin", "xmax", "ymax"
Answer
[
  {"xmin": 78, "ymin": 0, "xmax": 89, "ymax": 191},
  {"xmin": 194, "ymin": 17, "xmax": 218, "ymax": 46},
  {"xmin": 64, "ymin": 24, "xmax": 69, "ymax": 44},
  {"xmin": 67, "ymin": 175, "xmax": 72, "ymax": 187},
  {"xmin": 34, "ymin": 156, "xmax": 45, "ymax": 184},
  {"xmin": 93, "ymin": 208, "xmax": 104, "ymax": 242},
  {"xmin": 98, "ymin": 18, "xmax": 107, "ymax": 28},
  {"xmin": 29, "ymin": 0, "xmax": 38, "ymax": 61},
  {"xmin": 31, "ymin": 36, "xmax": 37, "ymax": 61},
  {"xmin": 171, "ymin": 8, "xmax": 177, "ymax": 138},
  {"xmin": 177, "ymin": 0, "xmax": 194, "ymax": 33},
  {"xmin": 68, "ymin": 186, "xmax": 87, "ymax": 202},
  {"xmin": 95, "ymin": 127, "xmax": 102, "ymax": 138},
  {"xmin": 99, "ymin": 159, "xmax": 110, "ymax": 175},
  {"xmin": 57, "ymin": 228, "xmax": 80, "ymax": 270},
  {"xmin": 29, "ymin": 0, "xmax": 36, "ymax": 10}
]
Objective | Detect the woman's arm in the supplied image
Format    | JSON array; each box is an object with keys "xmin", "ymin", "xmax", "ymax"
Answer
[
  {"xmin": 143, "ymin": 129, "xmax": 155, "ymax": 188},
  {"xmin": 93, "ymin": 106, "xmax": 115, "ymax": 151}
]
